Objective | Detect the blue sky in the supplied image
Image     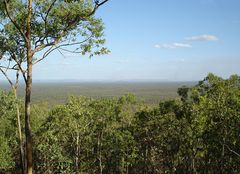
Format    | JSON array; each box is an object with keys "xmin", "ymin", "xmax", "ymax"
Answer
[{"xmin": 2, "ymin": 0, "xmax": 240, "ymax": 82}]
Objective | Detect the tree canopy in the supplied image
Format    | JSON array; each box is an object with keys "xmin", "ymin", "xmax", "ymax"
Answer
[
  {"xmin": 1, "ymin": 74, "xmax": 240, "ymax": 173},
  {"xmin": 0, "ymin": 0, "xmax": 109, "ymax": 75}
]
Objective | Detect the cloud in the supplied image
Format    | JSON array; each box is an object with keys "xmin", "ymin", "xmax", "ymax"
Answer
[
  {"xmin": 155, "ymin": 34, "xmax": 218, "ymax": 50},
  {"xmin": 155, "ymin": 43, "xmax": 192, "ymax": 49},
  {"xmin": 185, "ymin": 34, "xmax": 218, "ymax": 42}
]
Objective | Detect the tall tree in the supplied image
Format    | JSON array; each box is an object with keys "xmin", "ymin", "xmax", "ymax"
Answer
[
  {"xmin": 0, "ymin": 41, "xmax": 25, "ymax": 173},
  {"xmin": 0, "ymin": 0, "xmax": 109, "ymax": 173}
]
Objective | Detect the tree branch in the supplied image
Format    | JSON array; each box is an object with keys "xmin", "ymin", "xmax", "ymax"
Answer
[
  {"xmin": 33, "ymin": 32, "xmax": 66, "ymax": 53},
  {"xmin": 44, "ymin": 0, "xmax": 57, "ymax": 31},
  {"xmin": 90, "ymin": 0, "xmax": 109, "ymax": 17},
  {"xmin": 58, "ymin": 47, "xmax": 81, "ymax": 54},
  {"xmin": 33, "ymin": 0, "xmax": 109, "ymax": 53},
  {"xmin": 11, "ymin": 53, "xmax": 27, "ymax": 83},
  {"xmin": 0, "ymin": 65, "xmax": 19, "ymax": 71},
  {"xmin": 3, "ymin": 0, "xmax": 27, "ymax": 43},
  {"xmin": 96, "ymin": 0, "xmax": 109, "ymax": 7},
  {"xmin": 224, "ymin": 144, "xmax": 240, "ymax": 158},
  {"xmin": 33, "ymin": 45, "xmax": 55, "ymax": 65},
  {"xmin": 14, "ymin": 69, "xmax": 20, "ymax": 89},
  {"xmin": 0, "ymin": 67, "xmax": 13, "ymax": 87},
  {"xmin": 33, "ymin": 36, "xmax": 93, "ymax": 65}
]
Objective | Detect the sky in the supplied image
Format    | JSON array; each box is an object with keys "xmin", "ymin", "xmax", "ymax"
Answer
[{"xmin": 1, "ymin": 0, "xmax": 240, "ymax": 82}]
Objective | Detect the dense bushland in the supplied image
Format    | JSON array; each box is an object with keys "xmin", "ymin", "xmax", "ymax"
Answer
[{"xmin": 0, "ymin": 74, "xmax": 240, "ymax": 174}]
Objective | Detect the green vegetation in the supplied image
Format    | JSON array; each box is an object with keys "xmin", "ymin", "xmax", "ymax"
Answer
[
  {"xmin": 0, "ymin": 91, "xmax": 18, "ymax": 171},
  {"xmin": 0, "ymin": 74, "xmax": 240, "ymax": 173}
]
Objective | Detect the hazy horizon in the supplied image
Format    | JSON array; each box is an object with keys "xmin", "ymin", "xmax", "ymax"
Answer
[
  {"xmin": 0, "ymin": 79, "xmax": 198, "ymax": 84},
  {"xmin": 0, "ymin": 80, "xmax": 195, "ymax": 105}
]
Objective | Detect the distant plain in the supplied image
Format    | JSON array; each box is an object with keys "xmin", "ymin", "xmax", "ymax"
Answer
[{"xmin": 0, "ymin": 81, "xmax": 196, "ymax": 105}]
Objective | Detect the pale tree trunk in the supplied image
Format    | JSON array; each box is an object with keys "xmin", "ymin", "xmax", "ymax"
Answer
[
  {"xmin": 0, "ymin": 66, "xmax": 25, "ymax": 174},
  {"xmin": 25, "ymin": 0, "xmax": 33, "ymax": 174},
  {"xmin": 75, "ymin": 131, "xmax": 80, "ymax": 172},
  {"xmin": 12, "ymin": 87, "xmax": 25, "ymax": 174},
  {"xmin": 98, "ymin": 131, "xmax": 103, "ymax": 174}
]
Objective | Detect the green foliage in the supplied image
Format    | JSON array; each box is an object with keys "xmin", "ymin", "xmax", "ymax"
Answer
[
  {"xmin": 0, "ymin": 91, "xmax": 18, "ymax": 170},
  {"xmin": 1, "ymin": 74, "xmax": 240, "ymax": 173},
  {"xmin": 34, "ymin": 95, "xmax": 140, "ymax": 173},
  {"xmin": 193, "ymin": 74, "xmax": 240, "ymax": 173},
  {"xmin": 0, "ymin": 0, "xmax": 109, "ymax": 63}
]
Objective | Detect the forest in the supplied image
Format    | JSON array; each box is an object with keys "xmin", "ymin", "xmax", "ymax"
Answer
[
  {"xmin": 1, "ymin": 73, "xmax": 240, "ymax": 174},
  {"xmin": 1, "ymin": 0, "xmax": 240, "ymax": 173}
]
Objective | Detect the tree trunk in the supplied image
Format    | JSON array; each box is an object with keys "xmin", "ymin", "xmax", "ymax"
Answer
[
  {"xmin": 75, "ymin": 131, "xmax": 80, "ymax": 172},
  {"xmin": 25, "ymin": 81, "xmax": 33, "ymax": 174},
  {"xmin": 98, "ymin": 131, "xmax": 103, "ymax": 174},
  {"xmin": 25, "ymin": 0, "xmax": 33, "ymax": 174},
  {"xmin": 25, "ymin": 57, "xmax": 33, "ymax": 174},
  {"xmin": 12, "ymin": 88, "xmax": 25, "ymax": 174}
]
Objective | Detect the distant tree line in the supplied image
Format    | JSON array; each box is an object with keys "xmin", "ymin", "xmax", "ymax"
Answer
[{"xmin": 0, "ymin": 73, "xmax": 240, "ymax": 174}]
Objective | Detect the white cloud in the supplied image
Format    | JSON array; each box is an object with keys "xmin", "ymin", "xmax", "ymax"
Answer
[
  {"xmin": 185, "ymin": 34, "xmax": 218, "ymax": 42},
  {"xmin": 155, "ymin": 34, "xmax": 218, "ymax": 50},
  {"xmin": 173, "ymin": 43, "xmax": 192, "ymax": 48},
  {"xmin": 155, "ymin": 43, "xmax": 192, "ymax": 49}
]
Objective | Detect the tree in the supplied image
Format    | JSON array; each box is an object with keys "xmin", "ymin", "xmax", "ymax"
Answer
[
  {"xmin": 34, "ymin": 95, "xmax": 139, "ymax": 174},
  {"xmin": 175, "ymin": 73, "xmax": 240, "ymax": 173},
  {"xmin": 0, "ymin": 0, "xmax": 109, "ymax": 173},
  {"xmin": 193, "ymin": 74, "xmax": 240, "ymax": 173},
  {"xmin": 0, "ymin": 65, "xmax": 25, "ymax": 174},
  {"xmin": 0, "ymin": 20, "xmax": 25, "ymax": 174}
]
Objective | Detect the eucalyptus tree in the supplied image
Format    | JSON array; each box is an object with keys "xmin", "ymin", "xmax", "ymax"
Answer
[
  {"xmin": 193, "ymin": 74, "xmax": 240, "ymax": 173},
  {"xmin": 0, "ymin": 20, "xmax": 25, "ymax": 174},
  {"xmin": 0, "ymin": 0, "xmax": 109, "ymax": 173},
  {"xmin": 34, "ymin": 95, "xmax": 139, "ymax": 174}
]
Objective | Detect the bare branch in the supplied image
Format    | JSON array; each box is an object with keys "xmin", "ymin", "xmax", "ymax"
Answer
[
  {"xmin": 14, "ymin": 69, "xmax": 20, "ymax": 89},
  {"xmin": 0, "ymin": 67, "xmax": 13, "ymax": 87},
  {"xmin": 56, "ymin": 46, "xmax": 67, "ymax": 58},
  {"xmin": 224, "ymin": 144, "xmax": 240, "ymax": 158},
  {"xmin": 58, "ymin": 47, "xmax": 81, "ymax": 54},
  {"xmin": 11, "ymin": 53, "xmax": 27, "ymax": 83},
  {"xmin": 0, "ymin": 65, "xmax": 19, "ymax": 71},
  {"xmin": 33, "ymin": 45, "xmax": 55, "ymax": 65},
  {"xmin": 96, "ymin": 0, "xmax": 109, "ymax": 7},
  {"xmin": 4, "ymin": 59, "xmax": 11, "ymax": 73},
  {"xmin": 33, "ymin": 36, "xmax": 93, "ymax": 65},
  {"xmin": 89, "ymin": 0, "xmax": 109, "ymax": 17}
]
